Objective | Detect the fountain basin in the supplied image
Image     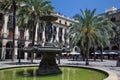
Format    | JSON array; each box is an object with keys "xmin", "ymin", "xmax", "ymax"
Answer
[{"xmin": 0, "ymin": 66, "xmax": 108, "ymax": 80}]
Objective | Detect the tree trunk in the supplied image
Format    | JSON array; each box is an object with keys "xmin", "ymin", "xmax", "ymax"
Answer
[
  {"xmin": 86, "ymin": 50, "xmax": 89, "ymax": 65},
  {"xmin": 93, "ymin": 47, "xmax": 96, "ymax": 61},
  {"xmin": 100, "ymin": 47, "xmax": 103, "ymax": 62},
  {"xmin": 80, "ymin": 48, "xmax": 85, "ymax": 61},
  {"xmin": 93, "ymin": 51, "xmax": 96, "ymax": 61},
  {"xmin": 85, "ymin": 37, "xmax": 89, "ymax": 65},
  {"xmin": 12, "ymin": 0, "xmax": 16, "ymax": 61},
  {"xmin": 31, "ymin": 23, "xmax": 36, "ymax": 63}
]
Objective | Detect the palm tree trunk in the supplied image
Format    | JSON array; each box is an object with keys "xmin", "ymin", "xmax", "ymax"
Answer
[
  {"xmin": 82, "ymin": 50, "xmax": 85, "ymax": 61},
  {"xmin": 93, "ymin": 47, "xmax": 96, "ymax": 61},
  {"xmin": 100, "ymin": 47, "xmax": 103, "ymax": 62},
  {"xmin": 12, "ymin": 0, "xmax": 16, "ymax": 61},
  {"xmin": 80, "ymin": 48, "xmax": 85, "ymax": 61},
  {"xmin": 85, "ymin": 37, "xmax": 89, "ymax": 65},
  {"xmin": 31, "ymin": 23, "xmax": 36, "ymax": 63},
  {"xmin": 93, "ymin": 51, "xmax": 96, "ymax": 61},
  {"xmin": 86, "ymin": 49, "xmax": 89, "ymax": 65}
]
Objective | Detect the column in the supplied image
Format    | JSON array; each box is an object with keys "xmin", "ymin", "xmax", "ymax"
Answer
[
  {"xmin": 24, "ymin": 29, "xmax": 29, "ymax": 40},
  {"xmin": 1, "ymin": 14, "xmax": 9, "ymax": 60},
  {"xmin": 14, "ymin": 40, "xmax": 18, "ymax": 59},
  {"xmin": 24, "ymin": 42, "xmax": 29, "ymax": 60},
  {"xmin": 35, "ymin": 23, "xmax": 39, "ymax": 44},
  {"xmin": 1, "ymin": 41, "xmax": 7, "ymax": 60},
  {"xmin": 3, "ymin": 14, "xmax": 9, "ymax": 38},
  {"xmin": 15, "ymin": 26, "xmax": 19, "ymax": 39},
  {"xmin": 56, "ymin": 27, "xmax": 59, "ymax": 42},
  {"xmin": 14, "ymin": 26, "xmax": 19, "ymax": 59},
  {"xmin": 24, "ymin": 29, "xmax": 29, "ymax": 60},
  {"xmin": 66, "ymin": 29, "xmax": 69, "ymax": 48},
  {"xmin": 50, "ymin": 26, "xmax": 54, "ymax": 42},
  {"xmin": 62, "ymin": 28, "xmax": 65, "ymax": 44},
  {"xmin": 42, "ymin": 27, "xmax": 46, "ymax": 46}
]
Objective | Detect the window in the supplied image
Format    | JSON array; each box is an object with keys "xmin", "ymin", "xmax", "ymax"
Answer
[
  {"xmin": 20, "ymin": 30, "xmax": 24, "ymax": 39},
  {"xmin": 37, "ymin": 33, "xmax": 42, "ymax": 41},
  {"xmin": 111, "ymin": 17, "xmax": 116, "ymax": 22},
  {"xmin": 59, "ymin": 28, "xmax": 62, "ymax": 36},
  {"xmin": 29, "ymin": 31, "xmax": 33, "ymax": 40},
  {"xmin": 9, "ymin": 16, "xmax": 13, "ymax": 24},
  {"xmin": 59, "ymin": 20, "xmax": 61, "ymax": 23},
  {"xmin": 59, "ymin": 36, "xmax": 62, "ymax": 42},
  {"xmin": 54, "ymin": 26, "xmax": 56, "ymax": 32},
  {"xmin": 8, "ymin": 28, "xmax": 13, "ymax": 38},
  {"xmin": 53, "ymin": 35, "xmax": 56, "ymax": 42},
  {"xmin": 65, "ymin": 21, "xmax": 67, "ymax": 25}
]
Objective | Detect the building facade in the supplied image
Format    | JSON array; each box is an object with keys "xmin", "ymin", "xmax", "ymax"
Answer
[
  {"xmin": 0, "ymin": 11, "xmax": 75, "ymax": 60},
  {"xmin": 92, "ymin": 7, "xmax": 120, "ymax": 60},
  {"xmin": 0, "ymin": 7, "xmax": 119, "ymax": 60},
  {"xmin": 102, "ymin": 7, "xmax": 120, "ymax": 51}
]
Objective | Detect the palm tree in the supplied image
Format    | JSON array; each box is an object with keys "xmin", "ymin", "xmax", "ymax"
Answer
[
  {"xmin": 16, "ymin": 0, "xmax": 54, "ymax": 63},
  {"xmin": 68, "ymin": 9, "xmax": 115, "ymax": 65}
]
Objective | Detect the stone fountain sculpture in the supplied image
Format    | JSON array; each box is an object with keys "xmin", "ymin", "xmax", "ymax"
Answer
[{"xmin": 24, "ymin": 12, "xmax": 63, "ymax": 75}]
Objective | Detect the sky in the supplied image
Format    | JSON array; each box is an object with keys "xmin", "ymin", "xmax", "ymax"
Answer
[{"xmin": 51, "ymin": 0, "xmax": 120, "ymax": 17}]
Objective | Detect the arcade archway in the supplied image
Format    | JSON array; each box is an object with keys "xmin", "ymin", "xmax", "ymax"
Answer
[
  {"xmin": 6, "ymin": 41, "xmax": 13, "ymax": 59},
  {"xmin": 27, "ymin": 43, "xmax": 32, "ymax": 59},
  {"xmin": 111, "ymin": 45, "xmax": 119, "ymax": 50},
  {"xmin": 17, "ymin": 42, "xmax": 25, "ymax": 59}
]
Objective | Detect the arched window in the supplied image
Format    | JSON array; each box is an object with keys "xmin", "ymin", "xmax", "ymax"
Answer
[
  {"xmin": 20, "ymin": 29, "xmax": 24, "ymax": 39},
  {"xmin": 8, "ymin": 28, "xmax": 13, "ymax": 38},
  {"xmin": 29, "ymin": 30, "xmax": 33, "ymax": 40},
  {"xmin": 59, "ymin": 28, "xmax": 62, "ymax": 36},
  {"xmin": 65, "ymin": 21, "xmax": 67, "ymax": 25},
  {"xmin": 59, "ymin": 20, "xmax": 61, "ymax": 23}
]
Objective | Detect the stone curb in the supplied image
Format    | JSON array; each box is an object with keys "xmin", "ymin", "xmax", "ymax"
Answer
[{"xmin": 59, "ymin": 64, "xmax": 119, "ymax": 80}]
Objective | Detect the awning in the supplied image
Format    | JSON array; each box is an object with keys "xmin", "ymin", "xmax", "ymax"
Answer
[{"xmin": 69, "ymin": 51, "xmax": 80, "ymax": 55}]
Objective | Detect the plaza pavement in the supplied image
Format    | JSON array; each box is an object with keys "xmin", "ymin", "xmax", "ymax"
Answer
[{"xmin": 0, "ymin": 59, "xmax": 120, "ymax": 80}]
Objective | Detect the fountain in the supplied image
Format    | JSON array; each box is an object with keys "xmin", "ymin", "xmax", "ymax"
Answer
[
  {"xmin": 0, "ymin": 12, "xmax": 108, "ymax": 80},
  {"xmin": 24, "ymin": 12, "xmax": 63, "ymax": 75}
]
